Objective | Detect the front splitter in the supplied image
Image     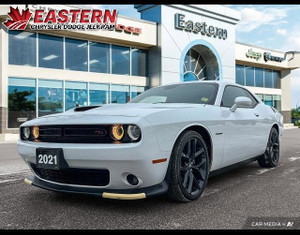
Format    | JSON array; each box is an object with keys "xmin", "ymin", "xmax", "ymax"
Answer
[{"xmin": 24, "ymin": 175, "xmax": 168, "ymax": 200}]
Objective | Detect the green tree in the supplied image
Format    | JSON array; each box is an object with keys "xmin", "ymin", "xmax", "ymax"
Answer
[
  {"xmin": 292, "ymin": 106, "xmax": 300, "ymax": 126},
  {"xmin": 8, "ymin": 89, "xmax": 35, "ymax": 111}
]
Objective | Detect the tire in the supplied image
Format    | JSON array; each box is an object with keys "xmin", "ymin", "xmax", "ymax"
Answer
[
  {"xmin": 258, "ymin": 127, "xmax": 280, "ymax": 168},
  {"xmin": 167, "ymin": 130, "xmax": 210, "ymax": 202}
]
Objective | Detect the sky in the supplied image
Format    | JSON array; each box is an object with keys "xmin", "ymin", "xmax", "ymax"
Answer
[{"xmin": 80, "ymin": 4, "xmax": 300, "ymax": 108}]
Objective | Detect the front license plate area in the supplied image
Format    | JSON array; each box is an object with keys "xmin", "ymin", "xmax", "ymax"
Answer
[{"xmin": 36, "ymin": 148, "xmax": 65, "ymax": 170}]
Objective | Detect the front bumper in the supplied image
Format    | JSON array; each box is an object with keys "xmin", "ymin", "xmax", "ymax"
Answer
[
  {"xmin": 24, "ymin": 175, "xmax": 168, "ymax": 200},
  {"xmin": 17, "ymin": 119, "xmax": 172, "ymax": 195}
]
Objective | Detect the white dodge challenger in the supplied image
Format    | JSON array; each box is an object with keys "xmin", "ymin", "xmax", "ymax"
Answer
[{"xmin": 17, "ymin": 81, "xmax": 283, "ymax": 202}]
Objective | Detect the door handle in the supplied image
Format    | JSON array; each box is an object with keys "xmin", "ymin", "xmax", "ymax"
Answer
[{"xmin": 254, "ymin": 113, "xmax": 259, "ymax": 117}]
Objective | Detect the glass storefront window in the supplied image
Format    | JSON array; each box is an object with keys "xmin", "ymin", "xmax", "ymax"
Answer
[
  {"xmin": 245, "ymin": 66, "xmax": 255, "ymax": 86},
  {"xmin": 235, "ymin": 65, "xmax": 245, "ymax": 85},
  {"xmin": 256, "ymin": 94, "xmax": 281, "ymax": 111},
  {"xmin": 65, "ymin": 81, "xmax": 88, "ymax": 110},
  {"xmin": 273, "ymin": 95, "xmax": 281, "ymax": 111},
  {"xmin": 38, "ymin": 80, "xmax": 63, "ymax": 117},
  {"xmin": 255, "ymin": 67, "xmax": 264, "ymax": 87},
  {"xmin": 8, "ymin": 78, "xmax": 36, "ymax": 128},
  {"xmin": 131, "ymin": 49, "xmax": 147, "ymax": 76},
  {"xmin": 111, "ymin": 85, "xmax": 130, "ymax": 103},
  {"xmin": 265, "ymin": 69, "xmax": 273, "ymax": 88},
  {"xmin": 89, "ymin": 42, "xmax": 110, "ymax": 73},
  {"xmin": 264, "ymin": 94, "xmax": 273, "ymax": 107},
  {"xmin": 65, "ymin": 38, "xmax": 88, "ymax": 71},
  {"xmin": 131, "ymin": 86, "xmax": 145, "ymax": 99},
  {"xmin": 236, "ymin": 65, "xmax": 281, "ymax": 89},
  {"xmin": 184, "ymin": 50, "xmax": 191, "ymax": 72},
  {"xmin": 273, "ymin": 71, "xmax": 280, "ymax": 89},
  {"xmin": 38, "ymin": 34, "xmax": 63, "ymax": 69},
  {"xmin": 183, "ymin": 45, "xmax": 218, "ymax": 81},
  {"xmin": 112, "ymin": 45, "xmax": 130, "ymax": 75},
  {"xmin": 256, "ymin": 93, "xmax": 264, "ymax": 101},
  {"xmin": 9, "ymin": 31, "xmax": 36, "ymax": 67},
  {"xmin": 89, "ymin": 83, "xmax": 110, "ymax": 105}
]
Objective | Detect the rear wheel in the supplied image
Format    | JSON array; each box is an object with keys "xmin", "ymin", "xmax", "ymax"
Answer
[
  {"xmin": 258, "ymin": 127, "xmax": 280, "ymax": 168},
  {"xmin": 168, "ymin": 131, "xmax": 209, "ymax": 202}
]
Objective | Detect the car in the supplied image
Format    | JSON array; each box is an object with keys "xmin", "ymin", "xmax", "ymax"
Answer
[{"xmin": 17, "ymin": 80, "xmax": 283, "ymax": 202}]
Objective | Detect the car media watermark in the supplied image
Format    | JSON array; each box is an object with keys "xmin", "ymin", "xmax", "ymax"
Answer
[{"xmin": 243, "ymin": 217, "xmax": 299, "ymax": 229}]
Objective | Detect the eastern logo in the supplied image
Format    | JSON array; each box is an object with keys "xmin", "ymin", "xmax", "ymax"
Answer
[
  {"xmin": 3, "ymin": 7, "xmax": 32, "ymax": 30},
  {"xmin": 3, "ymin": 6, "xmax": 118, "ymax": 31}
]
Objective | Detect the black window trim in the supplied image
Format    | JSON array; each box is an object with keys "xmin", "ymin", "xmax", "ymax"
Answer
[{"xmin": 220, "ymin": 84, "xmax": 259, "ymax": 109}]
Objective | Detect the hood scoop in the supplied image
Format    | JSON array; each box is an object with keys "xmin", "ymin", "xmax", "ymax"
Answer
[{"xmin": 74, "ymin": 106, "xmax": 101, "ymax": 112}]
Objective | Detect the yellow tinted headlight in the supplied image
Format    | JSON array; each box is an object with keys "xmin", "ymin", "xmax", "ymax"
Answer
[
  {"xmin": 32, "ymin": 126, "xmax": 39, "ymax": 139},
  {"xmin": 111, "ymin": 124, "xmax": 124, "ymax": 141}
]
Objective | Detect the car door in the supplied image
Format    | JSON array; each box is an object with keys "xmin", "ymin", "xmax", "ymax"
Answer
[{"xmin": 220, "ymin": 85, "xmax": 265, "ymax": 167}]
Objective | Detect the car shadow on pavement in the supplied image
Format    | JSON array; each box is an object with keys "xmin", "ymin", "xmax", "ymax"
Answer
[{"xmin": 25, "ymin": 161, "xmax": 262, "ymax": 210}]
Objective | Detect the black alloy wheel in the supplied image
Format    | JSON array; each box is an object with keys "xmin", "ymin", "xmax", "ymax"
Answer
[
  {"xmin": 258, "ymin": 127, "xmax": 280, "ymax": 168},
  {"xmin": 168, "ymin": 131, "xmax": 209, "ymax": 202}
]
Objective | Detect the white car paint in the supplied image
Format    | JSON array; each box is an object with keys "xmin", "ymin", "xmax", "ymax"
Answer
[{"xmin": 17, "ymin": 80, "xmax": 283, "ymax": 197}]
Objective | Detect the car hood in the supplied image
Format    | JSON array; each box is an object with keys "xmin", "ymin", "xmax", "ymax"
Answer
[
  {"xmin": 86, "ymin": 103, "xmax": 203, "ymax": 116},
  {"xmin": 21, "ymin": 103, "xmax": 204, "ymax": 126}
]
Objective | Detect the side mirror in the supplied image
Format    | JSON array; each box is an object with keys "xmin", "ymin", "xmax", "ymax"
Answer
[{"xmin": 230, "ymin": 96, "xmax": 252, "ymax": 112}]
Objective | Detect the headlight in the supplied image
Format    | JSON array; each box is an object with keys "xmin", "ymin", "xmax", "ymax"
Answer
[
  {"xmin": 111, "ymin": 124, "xmax": 124, "ymax": 141},
  {"xmin": 127, "ymin": 125, "xmax": 141, "ymax": 141},
  {"xmin": 23, "ymin": 127, "xmax": 30, "ymax": 139},
  {"xmin": 32, "ymin": 126, "xmax": 39, "ymax": 139}
]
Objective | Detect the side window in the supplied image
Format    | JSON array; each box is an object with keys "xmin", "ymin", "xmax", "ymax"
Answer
[
  {"xmin": 242, "ymin": 89, "xmax": 258, "ymax": 108},
  {"xmin": 221, "ymin": 86, "xmax": 258, "ymax": 108},
  {"xmin": 221, "ymin": 86, "xmax": 246, "ymax": 108}
]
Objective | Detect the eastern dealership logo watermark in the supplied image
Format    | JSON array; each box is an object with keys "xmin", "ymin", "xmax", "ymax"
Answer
[
  {"xmin": 243, "ymin": 217, "xmax": 299, "ymax": 229},
  {"xmin": 3, "ymin": 6, "xmax": 117, "ymax": 30}
]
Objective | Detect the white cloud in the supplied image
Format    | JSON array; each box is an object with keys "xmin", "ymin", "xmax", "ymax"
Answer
[
  {"xmin": 278, "ymin": 23, "xmax": 300, "ymax": 52},
  {"xmin": 288, "ymin": 36, "xmax": 300, "ymax": 49},
  {"xmin": 276, "ymin": 28, "xmax": 287, "ymax": 36},
  {"xmin": 236, "ymin": 7, "xmax": 288, "ymax": 32}
]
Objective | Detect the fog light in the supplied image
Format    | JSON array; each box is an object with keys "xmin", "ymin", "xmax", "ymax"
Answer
[
  {"xmin": 127, "ymin": 174, "xmax": 139, "ymax": 186},
  {"xmin": 32, "ymin": 126, "xmax": 39, "ymax": 139},
  {"xmin": 23, "ymin": 127, "xmax": 30, "ymax": 139},
  {"xmin": 127, "ymin": 125, "xmax": 141, "ymax": 141}
]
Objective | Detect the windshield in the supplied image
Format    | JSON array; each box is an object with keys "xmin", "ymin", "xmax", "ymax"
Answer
[{"xmin": 129, "ymin": 83, "xmax": 218, "ymax": 105}]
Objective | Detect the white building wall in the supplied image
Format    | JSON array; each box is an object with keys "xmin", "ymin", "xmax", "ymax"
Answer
[{"xmin": 137, "ymin": 4, "xmax": 241, "ymax": 86}]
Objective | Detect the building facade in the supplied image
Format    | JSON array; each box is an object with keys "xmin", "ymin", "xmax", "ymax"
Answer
[{"xmin": 0, "ymin": 4, "xmax": 299, "ymax": 140}]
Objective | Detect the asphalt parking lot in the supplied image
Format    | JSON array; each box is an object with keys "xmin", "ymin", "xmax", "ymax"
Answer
[{"xmin": 0, "ymin": 128, "xmax": 299, "ymax": 230}]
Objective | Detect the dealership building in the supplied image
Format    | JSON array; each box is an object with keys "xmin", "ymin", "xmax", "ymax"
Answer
[{"xmin": 0, "ymin": 4, "xmax": 299, "ymax": 140}]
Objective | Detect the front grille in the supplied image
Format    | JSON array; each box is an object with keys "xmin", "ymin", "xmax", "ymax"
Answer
[
  {"xmin": 31, "ymin": 164, "xmax": 110, "ymax": 186},
  {"xmin": 36, "ymin": 125, "xmax": 111, "ymax": 143}
]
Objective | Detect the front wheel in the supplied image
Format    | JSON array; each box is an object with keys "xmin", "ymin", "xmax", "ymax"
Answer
[
  {"xmin": 167, "ymin": 131, "xmax": 210, "ymax": 202},
  {"xmin": 257, "ymin": 127, "xmax": 280, "ymax": 168}
]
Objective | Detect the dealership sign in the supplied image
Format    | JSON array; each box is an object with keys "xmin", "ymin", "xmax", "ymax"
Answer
[
  {"xmin": 115, "ymin": 24, "xmax": 142, "ymax": 35},
  {"xmin": 174, "ymin": 13, "xmax": 227, "ymax": 40},
  {"xmin": 3, "ymin": 6, "xmax": 117, "ymax": 30},
  {"xmin": 264, "ymin": 52, "xmax": 285, "ymax": 63},
  {"xmin": 246, "ymin": 49, "xmax": 262, "ymax": 61},
  {"xmin": 245, "ymin": 48, "xmax": 285, "ymax": 63}
]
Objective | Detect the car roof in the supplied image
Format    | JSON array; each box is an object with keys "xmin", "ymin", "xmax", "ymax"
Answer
[{"xmin": 159, "ymin": 80, "xmax": 241, "ymax": 88}]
